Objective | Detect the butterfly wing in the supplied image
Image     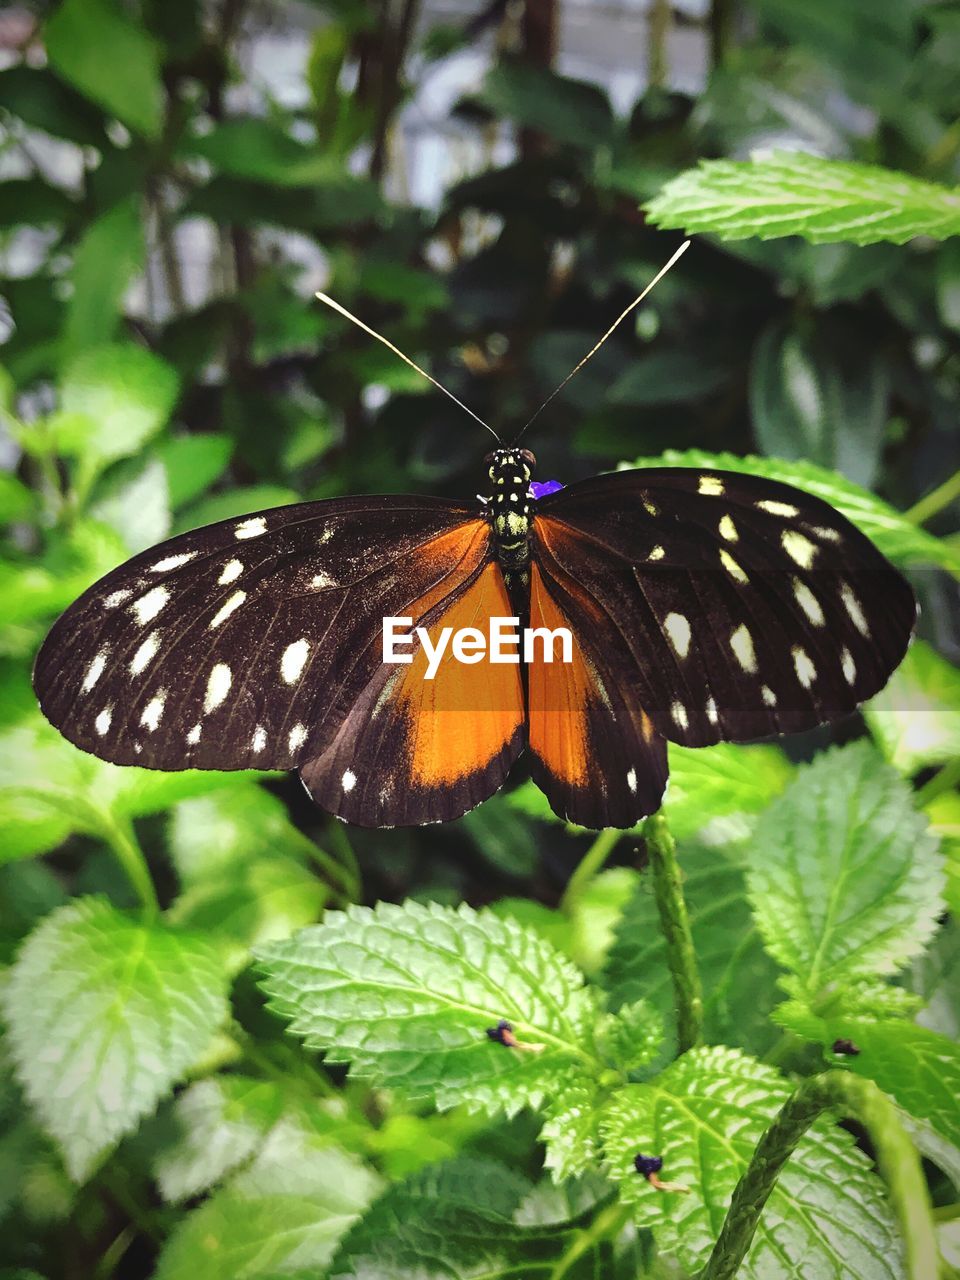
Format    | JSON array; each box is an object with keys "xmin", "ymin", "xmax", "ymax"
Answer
[
  {"xmin": 300, "ymin": 561, "xmax": 525, "ymax": 826},
  {"xmin": 33, "ymin": 496, "xmax": 495, "ymax": 773},
  {"xmin": 526, "ymin": 560, "xmax": 667, "ymax": 828},
  {"xmin": 533, "ymin": 466, "xmax": 916, "ymax": 748}
]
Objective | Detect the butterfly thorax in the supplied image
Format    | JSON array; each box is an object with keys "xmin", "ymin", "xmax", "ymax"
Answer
[{"xmin": 485, "ymin": 448, "xmax": 534, "ymax": 594}]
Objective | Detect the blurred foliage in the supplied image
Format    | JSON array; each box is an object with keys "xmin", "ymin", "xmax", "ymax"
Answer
[{"xmin": 1, "ymin": 0, "xmax": 959, "ymax": 1276}]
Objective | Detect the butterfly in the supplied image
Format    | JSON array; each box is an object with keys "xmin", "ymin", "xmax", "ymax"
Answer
[
  {"xmin": 33, "ymin": 445, "xmax": 915, "ymax": 830},
  {"xmin": 32, "ymin": 245, "xmax": 916, "ymax": 830}
]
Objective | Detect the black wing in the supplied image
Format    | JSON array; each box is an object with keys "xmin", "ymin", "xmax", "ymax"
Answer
[
  {"xmin": 33, "ymin": 496, "xmax": 493, "ymax": 772},
  {"xmin": 533, "ymin": 467, "xmax": 916, "ymax": 747}
]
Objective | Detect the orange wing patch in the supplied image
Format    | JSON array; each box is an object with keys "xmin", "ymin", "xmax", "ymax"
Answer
[
  {"xmin": 527, "ymin": 562, "xmax": 666, "ymax": 829},
  {"xmin": 396, "ymin": 562, "xmax": 525, "ymax": 789},
  {"xmin": 300, "ymin": 543, "xmax": 524, "ymax": 826}
]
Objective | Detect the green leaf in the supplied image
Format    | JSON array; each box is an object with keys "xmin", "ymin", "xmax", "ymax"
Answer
[
  {"xmin": 45, "ymin": 0, "xmax": 163, "ymax": 139},
  {"xmin": 595, "ymin": 999, "xmax": 665, "ymax": 1074},
  {"xmin": 0, "ymin": 683, "xmax": 266, "ymax": 864},
  {"xmin": 745, "ymin": 742, "xmax": 945, "ymax": 1008},
  {"xmin": 185, "ymin": 118, "xmax": 343, "ymax": 187},
  {"xmin": 257, "ymin": 901, "xmax": 597, "ymax": 1112},
  {"xmin": 0, "ymin": 473, "xmax": 35, "ymax": 524},
  {"xmin": 2, "ymin": 898, "xmax": 229, "ymax": 1182},
  {"xmin": 665, "ymin": 742, "xmax": 793, "ymax": 841},
  {"xmin": 60, "ymin": 343, "xmax": 179, "ymax": 471},
  {"xmin": 823, "ymin": 1019, "xmax": 960, "ymax": 1154},
  {"xmin": 478, "ymin": 60, "xmax": 613, "ymax": 150},
  {"xmin": 89, "ymin": 456, "xmax": 172, "ymax": 554},
  {"xmin": 329, "ymin": 1157, "xmax": 611, "ymax": 1280},
  {"xmin": 155, "ymin": 433, "xmax": 233, "ymax": 509},
  {"xmin": 924, "ymin": 793, "xmax": 960, "ymax": 921},
  {"xmin": 646, "ymin": 151, "xmax": 960, "ymax": 245},
  {"xmin": 153, "ymin": 1076, "xmax": 285, "ymax": 1204},
  {"xmin": 155, "ymin": 1116, "xmax": 381, "ymax": 1280},
  {"xmin": 0, "ymin": 66, "xmax": 107, "ymax": 146},
  {"xmin": 600, "ymin": 1046, "xmax": 901, "ymax": 1279},
  {"xmin": 539, "ymin": 1080, "xmax": 601, "ymax": 1184},
  {"xmin": 749, "ymin": 319, "xmax": 889, "ymax": 488},
  {"xmin": 603, "ymin": 843, "xmax": 783, "ymax": 1058},
  {"xmin": 620, "ymin": 449, "xmax": 960, "ymax": 574},
  {"xmin": 63, "ymin": 197, "xmax": 145, "ymax": 358},
  {"xmin": 863, "ymin": 640, "xmax": 960, "ymax": 774},
  {"xmin": 460, "ymin": 797, "xmax": 538, "ymax": 877}
]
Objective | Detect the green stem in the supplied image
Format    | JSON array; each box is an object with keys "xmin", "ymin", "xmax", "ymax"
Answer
[
  {"xmin": 648, "ymin": 0, "xmax": 672, "ymax": 90},
  {"xmin": 904, "ymin": 467, "xmax": 960, "ymax": 526},
  {"xmin": 698, "ymin": 1072, "xmax": 939, "ymax": 1280},
  {"xmin": 551, "ymin": 1198, "xmax": 631, "ymax": 1280},
  {"xmin": 561, "ymin": 828, "xmax": 621, "ymax": 915},
  {"xmin": 101, "ymin": 815, "xmax": 159, "ymax": 918},
  {"xmin": 916, "ymin": 756, "xmax": 960, "ymax": 808},
  {"xmin": 643, "ymin": 813, "xmax": 703, "ymax": 1053}
]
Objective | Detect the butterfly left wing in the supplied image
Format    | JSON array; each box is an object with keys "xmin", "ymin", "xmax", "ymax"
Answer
[
  {"xmin": 33, "ymin": 496, "xmax": 492, "ymax": 773},
  {"xmin": 300, "ymin": 561, "xmax": 525, "ymax": 826},
  {"xmin": 533, "ymin": 466, "xmax": 916, "ymax": 749},
  {"xmin": 526, "ymin": 560, "xmax": 667, "ymax": 829}
]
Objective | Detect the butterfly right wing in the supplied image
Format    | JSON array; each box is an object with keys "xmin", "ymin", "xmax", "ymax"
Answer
[
  {"xmin": 33, "ymin": 496, "xmax": 489, "ymax": 773},
  {"xmin": 526, "ymin": 560, "xmax": 667, "ymax": 829}
]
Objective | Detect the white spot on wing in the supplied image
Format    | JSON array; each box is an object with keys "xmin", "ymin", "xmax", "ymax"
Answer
[
  {"xmin": 720, "ymin": 548, "xmax": 748, "ymax": 583},
  {"xmin": 646, "ymin": 545, "xmax": 665, "ymax": 562},
  {"xmin": 840, "ymin": 584, "xmax": 869, "ymax": 636},
  {"xmin": 289, "ymin": 723, "xmax": 307, "ymax": 751},
  {"xmin": 204, "ymin": 663, "xmax": 232, "ymax": 713},
  {"xmin": 718, "ymin": 514, "xmax": 738, "ymax": 541},
  {"xmin": 311, "ymin": 571, "xmax": 336, "ymax": 588},
  {"xmin": 626, "ymin": 767, "xmax": 637, "ymax": 794},
  {"xmin": 281, "ymin": 638, "xmax": 310, "ymax": 684},
  {"xmin": 218, "ymin": 559, "xmax": 243, "ymax": 585},
  {"xmin": 209, "ymin": 590, "xmax": 247, "ymax": 629},
  {"xmin": 792, "ymin": 646, "xmax": 816, "ymax": 687},
  {"xmin": 781, "ymin": 531, "xmax": 817, "ymax": 569},
  {"xmin": 131, "ymin": 586, "xmax": 169, "ymax": 625},
  {"xmin": 810, "ymin": 525, "xmax": 842, "ymax": 544},
  {"xmin": 671, "ymin": 701, "xmax": 689, "ymax": 729},
  {"xmin": 103, "ymin": 588, "xmax": 133, "ymax": 608},
  {"xmin": 140, "ymin": 692, "xmax": 166, "ymax": 732},
  {"xmin": 664, "ymin": 612, "xmax": 691, "ymax": 658},
  {"xmin": 762, "ymin": 685, "xmax": 777, "ymax": 707},
  {"xmin": 130, "ymin": 630, "xmax": 161, "ymax": 675},
  {"xmin": 706, "ymin": 697, "xmax": 718, "ymax": 724},
  {"xmin": 757, "ymin": 499, "xmax": 799, "ymax": 517},
  {"xmin": 82, "ymin": 650, "xmax": 108, "ymax": 693},
  {"xmin": 730, "ymin": 624, "xmax": 757, "ymax": 673},
  {"xmin": 234, "ymin": 516, "xmax": 267, "ymax": 540},
  {"xmin": 252, "ymin": 725, "xmax": 267, "ymax": 752},
  {"xmin": 95, "ymin": 706, "xmax": 112, "ymax": 735},
  {"xmin": 342, "ymin": 769, "xmax": 357, "ymax": 793},
  {"xmin": 792, "ymin": 579, "xmax": 825, "ymax": 626},
  {"xmin": 698, "ymin": 475, "xmax": 724, "ymax": 496},
  {"xmin": 841, "ymin": 648, "xmax": 856, "ymax": 683},
  {"xmin": 187, "ymin": 723, "xmax": 201, "ymax": 745},
  {"xmin": 152, "ymin": 552, "xmax": 196, "ymax": 572}
]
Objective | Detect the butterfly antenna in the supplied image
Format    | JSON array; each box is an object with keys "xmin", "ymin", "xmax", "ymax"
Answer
[
  {"xmin": 512, "ymin": 239, "xmax": 691, "ymax": 445},
  {"xmin": 315, "ymin": 292, "xmax": 502, "ymax": 443}
]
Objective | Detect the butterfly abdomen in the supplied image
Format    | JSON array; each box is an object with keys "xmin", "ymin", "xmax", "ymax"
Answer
[{"xmin": 486, "ymin": 448, "xmax": 535, "ymax": 592}]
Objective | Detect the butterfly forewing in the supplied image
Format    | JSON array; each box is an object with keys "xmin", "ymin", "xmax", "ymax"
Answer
[
  {"xmin": 33, "ymin": 496, "xmax": 489, "ymax": 772},
  {"xmin": 534, "ymin": 467, "xmax": 916, "ymax": 747}
]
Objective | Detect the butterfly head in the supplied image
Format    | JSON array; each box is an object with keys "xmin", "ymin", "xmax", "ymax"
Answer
[{"xmin": 485, "ymin": 448, "xmax": 537, "ymax": 485}]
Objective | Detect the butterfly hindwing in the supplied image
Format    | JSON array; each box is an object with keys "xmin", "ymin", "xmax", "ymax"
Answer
[
  {"xmin": 527, "ymin": 562, "xmax": 667, "ymax": 829},
  {"xmin": 534, "ymin": 467, "xmax": 916, "ymax": 747},
  {"xmin": 300, "ymin": 562, "xmax": 525, "ymax": 825},
  {"xmin": 33, "ymin": 496, "xmax": 490, "ymax": 771}
]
